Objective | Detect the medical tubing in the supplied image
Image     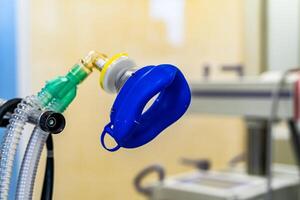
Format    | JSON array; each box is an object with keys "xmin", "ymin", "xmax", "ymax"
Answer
[
  {"xmin": 16, "ymin": 127, "xmax": 49, "ymax": 200},
  {"xmin": 41, "ymin": 134, "xmax": 54, "ymax": 200},
  {"xmin": 0, "ymin": 98, "xmax": 22, "ymax": 127},
  {"xmin": 16, "ymin": 100, "xmax": 59, "ymax": 199},
  {"xmin": 16, "ymin": 100, "xmax": 65, "ymax": 199},
  {"xmin": 0, "ymin": 96, "xmax": 40, "ymax": 200},
  {"xmin": 16, "ymin": 108, "xmax": 60, "ymax": 199}
]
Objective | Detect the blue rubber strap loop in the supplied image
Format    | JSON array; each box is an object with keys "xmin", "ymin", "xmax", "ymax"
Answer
[{"xmin": 100, "ymin": 123, "xmax": 121, "ymax": 152}]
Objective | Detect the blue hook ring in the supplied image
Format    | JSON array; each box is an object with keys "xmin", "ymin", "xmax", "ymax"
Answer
[
  {"xmin": 100, "ymin": 64, "xmax": 191, "ymax": 152},
  {"xmin": 100, "ymin": 122, "xmax": 121, "ymax": 152}
]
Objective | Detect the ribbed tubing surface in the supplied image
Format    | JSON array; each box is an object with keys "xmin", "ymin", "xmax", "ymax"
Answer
[
  {"xmin": 0, "ymin": 96, "xmax": 40, "ymax": 200},
  {"xmin": 16, "ymin": 127, "xmax": 49, "ymax": 200}
]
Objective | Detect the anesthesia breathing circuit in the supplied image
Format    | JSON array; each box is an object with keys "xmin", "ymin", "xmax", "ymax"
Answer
[{"xmin": 0, "ymin": 51, "xmax": 191, "ymax": 200}]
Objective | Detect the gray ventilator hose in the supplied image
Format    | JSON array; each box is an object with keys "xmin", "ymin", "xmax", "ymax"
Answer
[
  {"xmin": 16, "ymin": 93, "xmax": 65, "ymax": 199},
  {"xmin": 16, "ymin": 127, "xmax": 49, "ymax": 200},
  {"xmin": 0, "ymin": 96, "xmax": 41, "ymax": 200}
]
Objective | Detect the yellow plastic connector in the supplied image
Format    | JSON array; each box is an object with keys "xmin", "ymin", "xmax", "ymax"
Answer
[{"xmin": 99, "ymin": 53, "xmax": 128, "ymax": 89}]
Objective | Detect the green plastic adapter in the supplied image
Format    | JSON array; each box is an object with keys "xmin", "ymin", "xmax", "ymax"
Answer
[{"xmin": 37, "ymin": 51, "xmax": 107, "ymax": 113}]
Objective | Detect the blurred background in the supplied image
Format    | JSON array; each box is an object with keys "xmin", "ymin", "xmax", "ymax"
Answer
[{"xmin": 0, "ymin": 0, "xmax": 299, "ymax": 199}]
